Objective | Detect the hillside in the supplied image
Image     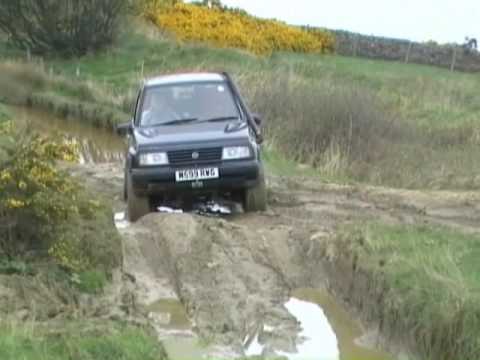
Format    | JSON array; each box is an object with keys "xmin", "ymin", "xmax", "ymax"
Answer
[{"xmin": 1, "ymin": 24, "xmax": 480, "ymax": 189}]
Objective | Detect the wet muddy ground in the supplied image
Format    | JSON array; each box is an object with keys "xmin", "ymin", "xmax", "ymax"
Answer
[
  {"xmin": 18, "ymin": 108, "xmax": 480, "ymax": 360},
  {"xmin": 106, "ymin": 163, "xmax": 478, "ymax": 360}
]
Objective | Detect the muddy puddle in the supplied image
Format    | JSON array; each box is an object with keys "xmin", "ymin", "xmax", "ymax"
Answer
[
  {"xmin": 145, "ymin": 298, "xmax": 239, "ymax": 360},
  {"xmin": 242, "ymin": 288, "xmax": 391, "ymax": 360},
  {"xmin": 147, "ymin": 299, "xmax": 191, "ymax": 330},
  {"xmin": 148, "ymin": 289, "xmax": 391, "ymax": 360},
  {"xmin": 290, "ymin": 289, "xmax": 391, "ymax": 360},
  {"xmin": 14, "ymin": 107, "xmax": 125, "ymax": 163}
]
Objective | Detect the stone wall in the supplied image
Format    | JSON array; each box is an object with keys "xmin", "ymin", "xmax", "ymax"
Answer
[{"xmin": 332, "ymin": 30, "xmax": 480, "ymax": 72}]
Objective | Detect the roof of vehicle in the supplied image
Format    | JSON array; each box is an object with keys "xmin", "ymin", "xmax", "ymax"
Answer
[{"xmin": 144, "ymin": 72, "xmax": 225, "ymax": 87}]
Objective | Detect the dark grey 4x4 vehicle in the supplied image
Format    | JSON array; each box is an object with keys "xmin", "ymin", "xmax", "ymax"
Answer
[{"xmin": 117, "ymin": 72, "xmax": 266, "ymax": 221}]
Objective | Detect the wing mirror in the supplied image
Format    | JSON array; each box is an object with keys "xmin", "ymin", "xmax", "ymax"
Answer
[
  {"xmin": 116, "ymin": 121, "xmax": 133, "ymax": 136},
  {"xmin": 252, "ymin": 113, "xmax": 263, "ymax": 126}
]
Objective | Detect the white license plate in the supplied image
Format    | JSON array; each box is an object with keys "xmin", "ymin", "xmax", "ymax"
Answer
[{"xmin": 175, "ymin": 168, "xmax": 219, "ymax": 182}]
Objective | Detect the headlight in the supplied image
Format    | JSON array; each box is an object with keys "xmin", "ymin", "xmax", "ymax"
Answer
[
  {"xmin": 139, "ymin": 152, "xmax": 168, "ymax": 166},
  {"xmin": 222, "ymin": 146, "xmax": 251, "ymax": 160}
]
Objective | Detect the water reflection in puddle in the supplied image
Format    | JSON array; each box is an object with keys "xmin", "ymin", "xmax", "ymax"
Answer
[
  {"xmin": 146, "ymin": 291, "xmax": 393, "ymax": 360},
  {"xmin": 278, "ymin": 297, "xmax": 339, "ymax": 360},
  {"xmin": 286, "ymin": 289, "xmax": 391, "ymax": 360},
  {"xmin": 114, "ymin": 212, "xmax": 129, "ymax": 229},
  {"xmin": 245, "ymin": 289, "xmax": 391, "ymax": 360}
]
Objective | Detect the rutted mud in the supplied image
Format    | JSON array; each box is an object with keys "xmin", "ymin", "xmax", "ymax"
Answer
[{"xmin": 76, "ymin": 160, "xmax": 479, "ymax": 360}]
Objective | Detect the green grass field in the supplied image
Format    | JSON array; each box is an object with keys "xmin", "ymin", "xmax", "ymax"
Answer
[
  {"xmin": 2, "ymin": 27, "xmax": 479, "ymax": 189},
  {"xmin": 43, "ymin": 31, "xmax": 480, "ymax": 130}
]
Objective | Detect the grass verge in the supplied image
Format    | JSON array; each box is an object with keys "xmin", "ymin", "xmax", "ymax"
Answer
[
  {"xmin": 328, "ymin": 223, "xmax": 480, "ymax": 360},
  {"xmin": 0, "ymin": 102, "xmax": 9, "ymax": 122},
  {"xmin": 0, "ymin": 321, "xmax": 167, "ymax": 360}
]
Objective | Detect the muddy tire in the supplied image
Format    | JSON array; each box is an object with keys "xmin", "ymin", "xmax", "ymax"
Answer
[
  {"xmin": 244, "ymin": 166, "xmax": 267, "ymax": 212},
  {"xmin": 126, "ymin": 173, "xmax": 150, "ymax": 222}
]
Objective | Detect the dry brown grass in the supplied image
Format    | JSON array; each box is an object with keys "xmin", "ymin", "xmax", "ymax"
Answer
[{"xmin": 234, "ymin": 70, "xmax": 480, "ymax": 189}]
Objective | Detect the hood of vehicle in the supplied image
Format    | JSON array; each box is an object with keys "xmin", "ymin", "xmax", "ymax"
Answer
[{"xmin": 134, "ymin": 121, "xmax": 250, "ymax": 148}]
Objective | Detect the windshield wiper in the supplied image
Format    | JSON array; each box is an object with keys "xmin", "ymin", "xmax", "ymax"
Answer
[
  {"xmin": 146, "ymin": 116, "xmax": 239, "ymax": 127},
  {"xmin": 200, "ymin": 116, "xmax": 240, "ymax": 123},
  {"xmin": 158, "ymin": 118, "xmax": 199, "ymax": 126}
]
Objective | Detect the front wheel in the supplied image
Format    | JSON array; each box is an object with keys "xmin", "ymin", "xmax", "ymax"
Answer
[
  {"xmin": 244, "ymin": 166, "xmax": 267, "ymax": 212},
  {"xmin": 126, "ymin": 173, "xmax": 150, "ymax": 222}
]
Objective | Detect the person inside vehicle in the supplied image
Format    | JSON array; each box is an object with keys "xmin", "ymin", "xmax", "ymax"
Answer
[{"xmin": 141, "ymin": 89, "xmax": 180, "ymax": 126}]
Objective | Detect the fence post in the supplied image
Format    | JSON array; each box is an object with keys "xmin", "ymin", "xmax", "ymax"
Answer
[
  {"xmin": 450, "ymin": 47, "xmax": 457, "ymax": 72},
  {"xmin": 353, "ymin": 35, "xmax": 359, "ymax": 56},
  {"xmin": 404, "ymin": 42, "xmax": 412, "ymax": 63},
  {"xmin": 26, "ymin": 47, "xmax": 31, "ymax": 62}
]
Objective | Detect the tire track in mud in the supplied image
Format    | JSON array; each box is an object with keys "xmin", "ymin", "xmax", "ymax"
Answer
[
  {"xmin": 71, "ymin": 163, "xmax": 480, "ymax": 358},
  {"xmin": 121, "ymin": 213, "xmax": 317, "ymax": 356}
]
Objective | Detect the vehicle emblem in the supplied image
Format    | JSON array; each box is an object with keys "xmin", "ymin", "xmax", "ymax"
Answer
[{"xmin": 192, "ymin": 151, "xmax": 199, "ymax": 160}]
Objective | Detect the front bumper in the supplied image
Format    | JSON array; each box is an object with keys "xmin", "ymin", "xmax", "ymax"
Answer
[{"xmin": 130, "ymin": 159, "xmax": 260, "ymax": 196}]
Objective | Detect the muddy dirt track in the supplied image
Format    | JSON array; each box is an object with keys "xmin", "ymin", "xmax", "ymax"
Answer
[{"xmin": 70, "ymin": 163, "xmax": 480, "ymax": 359}]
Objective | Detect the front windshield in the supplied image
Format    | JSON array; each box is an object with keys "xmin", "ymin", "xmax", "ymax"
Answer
[{"xmin": 140, "ymin": 82, "xmax": 240, "ymax": 126}]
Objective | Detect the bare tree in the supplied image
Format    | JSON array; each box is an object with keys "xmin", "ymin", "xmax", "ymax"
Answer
[
  {"xmin": 0, "ymin": 0, "xmax": 127, "ymax": 57},
  {"xmin": 463, "ymin": 37, "xmax": 478, "ymax": 53}
]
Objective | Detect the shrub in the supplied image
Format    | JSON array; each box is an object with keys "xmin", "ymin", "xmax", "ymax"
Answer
[
  {"xmin": 0, "ymin": 123, "xmax": 121, "ymax": 272},
  {"xmin": 0, "ymin": 125, "xmax": 83, "ymax": 257},
  {"xmin": 0, "ymin": 0, "xmax": 127, "ymax": 56},
  {"xmin": 143, "ymin": 2, "xmax": 334, "ymax": 55}
]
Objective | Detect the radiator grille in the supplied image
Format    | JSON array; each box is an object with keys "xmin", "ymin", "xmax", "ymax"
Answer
[{"xmin": 168, "ymin": 147, "xmax": 222, "ymax": 165}]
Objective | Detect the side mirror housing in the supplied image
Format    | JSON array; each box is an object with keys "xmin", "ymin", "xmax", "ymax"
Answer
[
  {"xmin": 116, "ymin": 121, "xmax": 133, "ymax": 136},
  {"xmin": 252, "ymin": 113, "xmax": 263, "ymax": 126}
]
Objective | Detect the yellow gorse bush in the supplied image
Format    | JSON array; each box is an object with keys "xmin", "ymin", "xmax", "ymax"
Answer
[
  {"xmin": 143, "ymin": 2, "xmax": 334, "ymax": 55},
  {"xmin": 5, "ymin": 198, "xmax": 26, "ymax": 209},
  {"xmin": 0, "ymin": 134, "xmax": 79, "ymax": 216},
  {"xmin": 0, "ymin": 123, "xmax": 96, "ymax": 264},
  {"xmin": 48, "ymin": 234, "xmax": 91, "ymax": 272}
]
